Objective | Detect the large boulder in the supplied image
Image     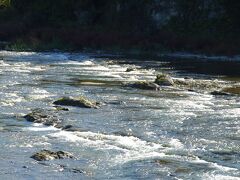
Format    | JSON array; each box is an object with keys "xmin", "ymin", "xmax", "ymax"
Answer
[
  {"xmin": 128, "ymin": 81, "xmax": 160, "ymax": 90},
  {"xmin": 53, "ymin": 96, "xmax": 100, "ymax": 108},
  {"xmin": 155, "ymin": 74, "xmax": 174, "ymax": 86},
  {"xmin": 23, "ymin": 109, "xmax": 61, "ymax": 126},
  {"xmin": 31, "ymin": 150, "xmax": 73, "ymax": 161}
]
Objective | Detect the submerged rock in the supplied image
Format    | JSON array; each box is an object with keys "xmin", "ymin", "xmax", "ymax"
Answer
[
  {"xmin": 24, "ymin": 109, "xmax": 61, "ymax": 126},
  {"xmin": 53, "ymin": 96, "xmax": 100, "ymax": 108},
  {"xmin": 155, "ymin": 74, "xmax": 174, "ymax": 86},
  {"xmin": 31, "ymin": 150, "xmax": 73, "ymax": 161},
  {"xmin": 128, "ymin": 81, "xmax": 160, "ymax": 90}
]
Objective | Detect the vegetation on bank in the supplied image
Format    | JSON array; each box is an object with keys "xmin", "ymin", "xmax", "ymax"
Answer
[{"xmin": 0, "ymin": 0, "xmax": 240, "ymax": 55}]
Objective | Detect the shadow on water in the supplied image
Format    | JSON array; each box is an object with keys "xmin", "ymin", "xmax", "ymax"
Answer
[{"xmin": 99, "ymin": 54, "xmax": 240, "ymax": 77}]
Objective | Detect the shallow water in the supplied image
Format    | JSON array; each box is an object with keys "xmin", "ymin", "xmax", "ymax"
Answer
[{"xmin": 0, "ymin": 51, "xmax": 240, "ymax": 179}]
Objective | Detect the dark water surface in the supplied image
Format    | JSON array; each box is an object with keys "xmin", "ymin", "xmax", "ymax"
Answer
[{"xmin": 0, "ymin": 51, "xmax": 239, "ymax": 179}]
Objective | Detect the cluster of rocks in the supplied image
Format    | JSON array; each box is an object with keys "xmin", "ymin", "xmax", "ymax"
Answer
[
  {"xmin": 127, "ymin": 73, "xmax": 240, "ymax": 96},
  {"xmin": 23, "ymin": 72, "xmax": 239, "ymax": 172},
  {"xmin": 24, "ymin": 96, "xmax": 101, "ymax": 167},
  {"xmin": 127, "ymin": 74, "xmax": 173, "ymax": 91}
]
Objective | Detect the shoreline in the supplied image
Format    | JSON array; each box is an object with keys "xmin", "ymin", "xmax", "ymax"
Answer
[{"xmin": 1, "ymin": 49, "xmax": 240, "ymax": 62}]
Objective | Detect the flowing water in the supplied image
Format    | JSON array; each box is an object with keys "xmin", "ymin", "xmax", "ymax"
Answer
[{"xmin": 0, "ymin": 51, "xmax": 239, "ymax": 180}]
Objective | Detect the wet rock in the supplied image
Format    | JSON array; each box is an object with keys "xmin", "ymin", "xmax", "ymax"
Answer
[
  {"xmin": 24, "ymin": 109, "xmax": 61, "ymax": 126},
  {"xmin": 126, "ymin": 67, "xmax": 137, "ymax": 72},
  {"xmin": 155, "ymin": 74, "xmax": 174, "ymax": 86},
  {"xmin": 210, "ymin": 91, "xmax": 230, "ymax": 96},
  {"xmin": 128, "ymin": 81, "xmax": 160, "ymax": 90},
  {"xmin": 31, "ymin": 150, "xmax": 73, "ymax": 161},
  {"xmin": 54, "ymin": 106, "xmax": 69, "ymax": 111},
  {"xmin": 53, "ymin": 96, "xmax": 99, "ymax": 108},
  {"xmin": 62, "ymin": 125, "xmax": 82, "ymax": 132}
]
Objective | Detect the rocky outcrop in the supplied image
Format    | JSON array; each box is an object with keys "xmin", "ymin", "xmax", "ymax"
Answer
[
  {"xmin": 24, "ymin": 109, "xmax": 61, "ymax": 126},
  {"xmin": 31, "ymin": 150, "xmax": 73, "ymax": 161},
  {"xmin": 23, "ymin": 109, "xmax": 83, "ymax": 132},
  {"xmin": 53, "ymin": 96, "xmax": 100, "ymax": 108},
  {"xmin": 155, "ymin": 74, "xmax": 174, "ymax": 86},
  {"xmin": 128, "ymin": 81, "xmax": 160, "ymax": 90}
]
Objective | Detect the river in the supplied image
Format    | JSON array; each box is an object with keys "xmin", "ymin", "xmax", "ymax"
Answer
[{"xmin": 0, "ymin": 51, "xmax": 239, "ymax": 179}]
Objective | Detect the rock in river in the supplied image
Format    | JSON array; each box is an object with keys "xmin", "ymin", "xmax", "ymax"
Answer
[
  {"xmin": 53, "ymin": 96, "xmax": 100, "ymax": 108},
  {"xmin": 155, "ymin": 74, "xmax": 174, "ymax": 86},
  {"xmin": 24, "ymin": 109, "xmax": 61, "ymax": 126},
  {"xmin": 31, "ymin": 150, "xmax": 73, "ymax": 161},
  {"xmin": 210, "ymin": 91, "xmax": 230, "ymax": 96},
  {"xmin": 128, "ymin": 81, "xmax": 160, "ymax": 90},
  {"xmin": 126, "ymin": 67, "xmax": 137, "ymax": 72}
]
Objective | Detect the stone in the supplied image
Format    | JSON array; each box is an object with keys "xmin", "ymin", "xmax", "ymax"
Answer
[
  {"xmin": 23, "ymin": 109, "xmax": 61, "ymax": 127},
  {"xmin": 53, "ymin": 96, "xmax": 99, "ymax": 108},
  {"xmin": 126, "ymin": 67, "xmax": 137, "ymax": 72},
  {"xmin": 155, "ymin": 74, "xmax": 174, "ymax": 86},
  {"xmin": 128, "ymin": 81, "xmax": 161, "ymax": 90},
  {"xmin": 61, "ymin": 125, "xmax": 82, "ymax": 132},
  {"xmin": 210, "ymin": 91, "xmax": 230, "ymax": 96},
  {"xmin": 31, "ymin": 150, "xmax": 73, "ymax": 161},
  {"xmin": 54, "ymin": 106, "xmax": 69, "ymax": 111}
]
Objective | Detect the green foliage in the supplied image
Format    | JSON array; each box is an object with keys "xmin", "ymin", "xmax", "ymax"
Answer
[{"xmin": 0, "ymin": 0, "xmax": 10, "ymax": 7}]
